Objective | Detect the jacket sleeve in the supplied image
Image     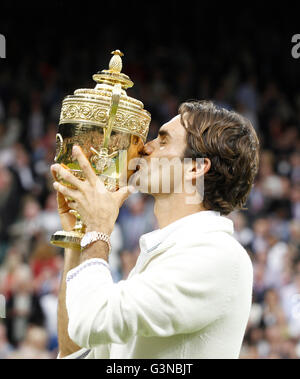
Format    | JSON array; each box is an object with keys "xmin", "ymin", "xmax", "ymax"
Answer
[{"xmin": 66, "ymin": 246, "xmax": 238, "ymax": 349}]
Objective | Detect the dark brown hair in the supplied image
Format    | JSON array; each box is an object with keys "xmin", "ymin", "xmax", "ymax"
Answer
[{"xmin": 179, "ymin": 100, "xmax": 260, "ymax": 215}]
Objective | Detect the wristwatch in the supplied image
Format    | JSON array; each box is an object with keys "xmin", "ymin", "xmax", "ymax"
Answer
[{"xmin": 80, "ymin": 231, "xmax": 111, "ymax": 253}]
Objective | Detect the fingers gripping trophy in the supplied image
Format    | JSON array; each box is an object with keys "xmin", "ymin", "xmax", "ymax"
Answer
[{"xmin": 50, "ymin": 50, "xmax": 151, "ymax": 251}]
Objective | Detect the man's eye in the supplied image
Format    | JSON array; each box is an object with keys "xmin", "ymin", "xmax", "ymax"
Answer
[{"xmin": 160, "ymin": 141, "xmax": 167, "ymax": 145}]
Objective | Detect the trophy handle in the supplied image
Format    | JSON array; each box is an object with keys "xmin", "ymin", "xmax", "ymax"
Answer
[
  {"xmin": 103, "ymin": 83, "xmax": 122, "ymax": 148},
  {"xmin": 90, "ymin": 83, "xmax": 122, "ymax": 171}
]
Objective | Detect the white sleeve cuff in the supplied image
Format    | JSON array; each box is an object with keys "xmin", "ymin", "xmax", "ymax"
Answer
[{"xmin": 66, "ymin": 258, "xmax": 110, "ymax": 283}]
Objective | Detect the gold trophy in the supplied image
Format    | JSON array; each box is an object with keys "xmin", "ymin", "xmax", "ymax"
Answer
[{"xmin": 50, "ymin": 50, "xmax": 151, "ymax": 250}]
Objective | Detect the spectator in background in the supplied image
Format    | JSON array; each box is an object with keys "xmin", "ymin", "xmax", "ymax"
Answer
[
  {"xmin": 2, "ymin": 99, "xmax": 22, "ymax": 148},
  {"xmin": 5, "ymin": 265, "xmax": 45, "ymax": 346},
  {"xmin": 9, "ymin": 144, "xmax": 36, "ymax": 194},
  {"xmin": 28, "ymin": 243, "xmax": 62, "ymax": 351},
  {"xmin": 288, "ymin": 220, "xmax": 300, "ymax": 262},
  {"xmin": 9, "ymin": 196, "xmax": 43, "ymax": 258},
  {"xmin": 290, "ymin": 184, "xmax": 300, "ymax": 220},
  {"xmin": 259, "ymin": 151, "xmax": 288, "ymax": 201},
  {"xmin": 0, "ymin": 99, "xmax": 22, "ymax": 151},
  {"xmin": 39, "ymin": 192, "xmax": 62, "ymax": 242},
  {"xmin": 262, "ymin": 289, "xmax": 287, "ymax": 331},
  {"xmin": 0, "ymin": 322, "xmax": 14, "ymax": 359},
  {"xmin": 27, "ymin": 91, "xmax": 45, "ymax": 148},
  {"xmin": 290, "ymin": 152, "xmax": 300, "ymax": 184},
  {"xmin": 0, "ymin": 244, "xmax": 24, "ymax": 299},
  {"xmin": 32, "ymin": 121, "xmax": 57, "ymax": 178},
  {"xmin": 29, "ymin": 242, "xmax": 62, "ymax": 291},
  {"xmin": 7, "ymin": 325, "xmax": 52, "ymax": 359},
  {"xmin": 39, "ymin": 278, "xmax": 60, "ymax": 352},
  {"xmin": 280, "ymin": 273, "xmax": 300, "ymax": 338},
  {"xmin": 118, "ymin": 193, "xmax": 156, "ymax": 251},
  {"xmin": 229, "ymin": 211, "xmax": 254, "ymax": 248},
  {"xmin": 0, "ymin": 166, "xmax": 22, "ymax": 264},
  {"xmin": 264, "ymin": 234, "xmax": 289, "ymax": 289},
  {"xmin": 235, "ymin": 75, "xmax": 259, "ymax": 130}
]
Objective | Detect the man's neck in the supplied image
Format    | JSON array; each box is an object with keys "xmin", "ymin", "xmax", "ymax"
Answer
[{"xmin": 153, "ymin": 192, "xmax": 206, "ymax": 229}]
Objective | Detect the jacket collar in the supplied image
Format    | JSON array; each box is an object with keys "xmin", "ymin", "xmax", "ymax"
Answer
[
  {"xmin": 139, "ymin": 210, "xmax": 233, "ymax": 254},
  {"xmin": 131, "ymin": 211, "xmax": 234, "ymax": 276}
]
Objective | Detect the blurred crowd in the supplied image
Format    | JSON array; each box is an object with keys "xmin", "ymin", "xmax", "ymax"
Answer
[{"xmin": 0, "ymin": 5, "xmax": 300, "ymax": 359}]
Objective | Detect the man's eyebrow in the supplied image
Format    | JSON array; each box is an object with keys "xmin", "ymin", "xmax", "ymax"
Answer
[{"xmin": 158, "ymin": 128, "xmax": 171, "ymax": 138}]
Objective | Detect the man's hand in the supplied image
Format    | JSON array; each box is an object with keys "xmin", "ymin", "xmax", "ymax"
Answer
[
  {"xmin": 51, "ymin": 145, "xmax": 133, "ymax": 235},
  {"xmin": 50, "ymin": 166, "xmax": 77, "ymax": 232}
]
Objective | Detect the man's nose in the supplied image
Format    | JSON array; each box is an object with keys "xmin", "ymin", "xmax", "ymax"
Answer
[{"xmin": 141, "ymin": 140, "xmax": 154, "ymax": 156}]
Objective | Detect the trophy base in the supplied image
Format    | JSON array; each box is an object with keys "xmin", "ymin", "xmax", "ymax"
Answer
[{"xmin": 50, "ymin": 230, "xmax": 84, "ymax": 251}]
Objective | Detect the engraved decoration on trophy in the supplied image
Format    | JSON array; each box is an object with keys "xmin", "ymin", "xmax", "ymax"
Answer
[{"xmin": 50, "ymin": 50, "xmax": 151, "ymax": 250}]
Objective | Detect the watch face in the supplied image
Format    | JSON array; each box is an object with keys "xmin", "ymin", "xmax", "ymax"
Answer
[
  {"xmin": 81, "ymin": 232, "xmax": 97, "ymax": 248},
  {"xmin": 81, "ymin": 234, "xmax": 89, "ymax": 248}
]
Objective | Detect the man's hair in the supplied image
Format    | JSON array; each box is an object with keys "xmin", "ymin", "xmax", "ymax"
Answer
[{"xmin": 179, "ymin": 100, "xmax": 260, "ymax": 215}]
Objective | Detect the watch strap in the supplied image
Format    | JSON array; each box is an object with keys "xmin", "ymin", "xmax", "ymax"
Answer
[{"xmin": 81, "ymin": 231, "xmax": 111, "ymax": 253}]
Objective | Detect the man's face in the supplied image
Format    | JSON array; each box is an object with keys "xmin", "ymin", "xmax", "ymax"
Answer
[{"xmin": 129, "ymin": 115, "xmax": 188, "ymax": 194}]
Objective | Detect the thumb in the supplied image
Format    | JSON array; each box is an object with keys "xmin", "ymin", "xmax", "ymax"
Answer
[
  {"xmin": 56, "ymin": 191, "xmax": 70, "ymax": 214},
  {"xmin": 114, "ymin": 185, "xmax": 136, "ymax": 207}
]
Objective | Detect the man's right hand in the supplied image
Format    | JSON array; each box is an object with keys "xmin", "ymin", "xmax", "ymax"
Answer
[{"xmin": 51, "ymin": 166, "xmax": 76, "ymax": 231}]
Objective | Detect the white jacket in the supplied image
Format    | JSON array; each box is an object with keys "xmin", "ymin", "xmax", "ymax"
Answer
[{"xmin": 63, "ymin": 211, "xmax": 253, "ymax": 359}]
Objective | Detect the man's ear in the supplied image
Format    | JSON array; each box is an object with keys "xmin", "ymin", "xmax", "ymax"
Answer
[{"xmin": 185, "ymin": 158, "xmax": 211, "ymax": 183}]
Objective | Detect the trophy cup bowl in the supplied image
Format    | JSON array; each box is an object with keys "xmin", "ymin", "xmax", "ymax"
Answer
[{"xmin": 50, "ymin": 50, "xmax": 151, "ymax": 250}]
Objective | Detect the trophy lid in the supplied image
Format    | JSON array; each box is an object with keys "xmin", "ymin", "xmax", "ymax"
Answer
[
  {"xmin": 59, "ymin": 50, "xmax": 151, "ymax": 142},
  {"xmin": 92, "ymin": 50, "xmax": 134, "ymax": 90}
]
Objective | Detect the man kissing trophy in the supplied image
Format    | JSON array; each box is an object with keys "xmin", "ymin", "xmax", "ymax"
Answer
[
  {"xmin": 50, "ymin": 50, "xmax": 151, "ymax": 251},
  {"xmin": 51, "ymin": 48, "xmax": 259, "ymax": 359}
]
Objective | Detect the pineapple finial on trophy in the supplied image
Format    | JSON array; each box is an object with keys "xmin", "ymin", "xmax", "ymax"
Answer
[
  {"xmin": 109, "ymin": 50, "xmax": 124, "ymax": 73},
  {"xmin": 92, "ymin": 49, "xmax": 133, "ymax": 90}
]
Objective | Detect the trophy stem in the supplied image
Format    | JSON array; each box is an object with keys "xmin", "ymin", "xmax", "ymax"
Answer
[{"xmin": 50, "ymin": 211, "xmax": 85, "ymax": 251}]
